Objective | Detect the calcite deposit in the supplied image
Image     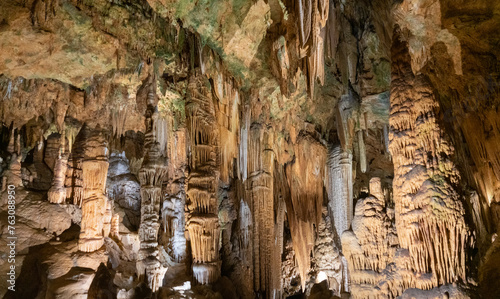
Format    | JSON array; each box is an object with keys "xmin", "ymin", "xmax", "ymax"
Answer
[{"xmin": 1, "ymin": 0, "xmax": 500, "ymax": 298}]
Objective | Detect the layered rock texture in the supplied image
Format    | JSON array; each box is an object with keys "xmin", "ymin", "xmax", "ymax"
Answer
[{"xmin": 1, "ymin": 0, "xmax": 500, "ymax": 298}]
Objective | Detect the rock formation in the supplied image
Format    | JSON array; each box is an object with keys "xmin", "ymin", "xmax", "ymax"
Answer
[
  {"xmin": 1, "ymin": 0, "xmax": 500, "ymax": 298},
  {"xmin": 78, "ymin": 127, "xmax": 112, "ymax": 253},
  {"xmin": 136, "ymin": 79, "xmax": 168, "ymax": 292},
  {"xmin": 388, "ymin": 32, "xmax": 470, "ymax": 290}
]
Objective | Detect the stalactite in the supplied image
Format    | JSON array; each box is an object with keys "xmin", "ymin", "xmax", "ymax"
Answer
[
  {"xmin": 327, "ymin": 145, "xmax": 353, "ymax": 241},
  {"xmin": 154, "ymin": 114, "xmax": 168, "ymax": 156},
  {"xmin": 162, "ymin": 133, "xmax": 188, "ymax": 266},
  {"xmin": 213, "ymin": 69, "xmax": 240, "ymax": 183},
  {"xmin": 239, "ymin": 107, "xmax": 250, "ymax": 181},
  {"xmin": 358, "ymin": 130, "xmax": 367, "ymax": 173},
  {"xmin": 111, "ymin": 108, "xmax": 127, "ymax": 139},
  {"xmin": 111, "ymin": 214, "xmax": 120, "ymax": 237},
  {"xmin": 337, "ymin": 93, "xmax": 357, "ymax": 151},
  {"xmin": 297, "ymin": 0, "xmax": 312, "ymax": 47},
  {"xmin": 239, "ymin": 198, "xmax": 252, "ymax": 253},
  {"xmin": 185, "ymin": 74, "xmax": 221, "ymax": 285},
  {"xmin": 383, "ymin": 124, "xmax": 390, "ymax": 154},
  {"xmin": 295, "ymin": 0, "xmax": 329, "ymax": 97}
]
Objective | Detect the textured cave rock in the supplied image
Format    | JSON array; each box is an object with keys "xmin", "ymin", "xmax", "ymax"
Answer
[{"xmin": 1, "ymin": 0, "xmax": 500, "ymax": 298}]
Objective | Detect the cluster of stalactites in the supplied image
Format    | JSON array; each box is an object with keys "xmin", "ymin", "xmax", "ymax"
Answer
[
  {"xmin": 388, "ymin": 35, "xmax": 469, "ymax": 289},
  {"xmin": 186, "ymin": 76, "xmax": 218, "ymax": 171},
  {"xmin": 295, "ymin": 0, "xmax": 329, "ymax": 97},
  {"xmin": 213, "ymin": 65, "xmax": 240, "ymax": 184},
  {"xmin": 285, "ymin": 133, "xmax": 327, "ymax": 290},
  {"xmin": 185, "ymin": 74, "xmax": 221, "ymax": 285}
]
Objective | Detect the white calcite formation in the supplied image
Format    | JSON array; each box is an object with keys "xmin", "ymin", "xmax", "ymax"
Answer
[{"xmin": 327, "ymin": 145, "xmax": 353, "ymax": 242}]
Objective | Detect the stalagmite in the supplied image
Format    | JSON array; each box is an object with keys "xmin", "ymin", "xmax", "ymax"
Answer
[
  {"xmin": 313, "ymin": 205, "xmax": 343, "ymax": 296},
  {"xmin": 247, "ymin": 124, "xmax": 275, "ymax": 296},
  {"xmin": 78, "ymin": 127, "xmax": 111, "ymax": 252},
  {"xmin": 341, "ymin": 177, "xmax": 398, "ymax": 298},
  {"xmin": 327, "ymin": 145, "xmax": 353, "ymax": 241},
  {"xmin": 185, "ymin": 74, "xmax": 221, "ymax": 285},
  {"xmin": 111, "ymin": 214, "xmax": 120, "ymax": 237},
  {"xmin": 388, "ymin": 34, "xmax": 470, "ymax": 290},
  {"xmin": 48, "ymin": 151, "xmax": 69, "ymax": 204},
  {"xmin": 137, "ymin": 80, "xmax": 168, "ymax": 292},
  {"xmin": 2, "ymin": 128, "xmax": 22, "ymax": 191}
]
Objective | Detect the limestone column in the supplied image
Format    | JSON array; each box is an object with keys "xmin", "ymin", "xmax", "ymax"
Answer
[
  {"xmin": 78, "ymin": 127, "xmax": 111, "ymax": 253},
  {"xmin": 136, "ymin": 82, "xmax": 168, "ymax": 292},
  {"xmin": 185, "ymin": 74, "xmax": 221, "ymax": 285},
  {"xmin": 246, "ymin": 124, "xmax": 274, "ymax": 296}
]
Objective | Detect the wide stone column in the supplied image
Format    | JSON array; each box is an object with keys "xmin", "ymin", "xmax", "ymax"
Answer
[
  {"xmin": 388, "ymin": 32, "xmax": 470, "ymax": 289},
  {"xmin": 78, "ymin": 127, "xmax": 112, "ymax": 253}
]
